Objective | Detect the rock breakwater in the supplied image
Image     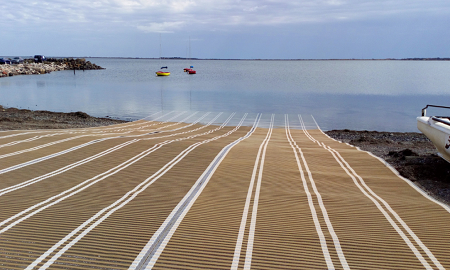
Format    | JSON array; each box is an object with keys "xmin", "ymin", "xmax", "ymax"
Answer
[
  {"xmin": 0, "ymin": 58, "xmax": 104, "ymax": 78},
  {"xmin": 0, "ymin": 62, "xmax": 66, "ymax": 77},
  {"xmin": 47, "ymin": 58, "xmax": 104, "ymax": 70}
]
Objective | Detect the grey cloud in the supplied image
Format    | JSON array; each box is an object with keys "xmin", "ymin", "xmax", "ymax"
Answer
[
  {"xmin": 1, "ymin": 0, "xmax": 449, "ymax": 58},
  {"xmin": 2, "ymin": 0, "xmax": 449, "ymax": 32}
]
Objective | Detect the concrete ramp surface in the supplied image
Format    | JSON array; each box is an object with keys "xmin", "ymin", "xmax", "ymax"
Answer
[{"xmin": 0, "ymin": 112, "xmax": 449, "ymax": 269}]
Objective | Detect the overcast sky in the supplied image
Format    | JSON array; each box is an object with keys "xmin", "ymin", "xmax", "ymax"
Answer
[{"xmin": 1, "ymin": 0, "xmax": 450, "ymax": 59}]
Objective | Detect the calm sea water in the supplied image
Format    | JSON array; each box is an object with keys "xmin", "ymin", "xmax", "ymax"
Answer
[{"xmin": 1, "ymin": 58, "xmax": 450, "ymax": 132}]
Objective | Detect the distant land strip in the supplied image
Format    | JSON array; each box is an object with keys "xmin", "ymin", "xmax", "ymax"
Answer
[{"xmin": 82, "ymin": 56, "xmax": 450, "ymax": 61}]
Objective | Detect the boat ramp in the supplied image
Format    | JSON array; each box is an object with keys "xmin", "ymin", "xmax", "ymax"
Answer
[{"xmin": 0, "ymin": 112, "xmax": 449, "ymax": 269}]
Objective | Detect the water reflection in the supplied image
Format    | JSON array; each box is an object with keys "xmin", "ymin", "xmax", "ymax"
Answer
[{"xmin": 1, "ymin": 59, "xmax": 450, "ymax": 132}]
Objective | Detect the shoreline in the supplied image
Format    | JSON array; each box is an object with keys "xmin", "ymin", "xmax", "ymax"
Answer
[
  {"xmin": 1, "ymin": 62, "xmax": 66, "ymax": 77},
  {"xmin": 0, "ymin": 106, "xmax": 448, "ymax": 205},
  {"xmin": 0, "ymin": 105, "xmax": 127, "ymax": 130},
  {"xmin": 0, "ymin": 58, "xmax": 103, "ymax": 78},
  {"xmin": 325, "ymin": 130, "xmax": 450, "ymax": 205}
]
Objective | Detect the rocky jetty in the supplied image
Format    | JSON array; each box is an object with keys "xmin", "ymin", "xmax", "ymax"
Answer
[
  {"xmin": 46, "ymin": 58, "xmax": 104, "ymax": 70},
  {"xmin": 0, "ymin": 58, "xmax": 104, "ymax": 78},
  {"xmin": 0, "ymin": 62, "xmax": 66, "ymax": 77}
]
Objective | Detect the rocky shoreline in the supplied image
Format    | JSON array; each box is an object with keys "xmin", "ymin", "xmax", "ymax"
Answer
[
  {"xmin": 325, "ymin": 130, "xmax": 450, "ymax": 205},
  {"xmin": 0, "ymin": 105, "xmax": 127, "ymax": 130},
  {"xmin": 0, "ymin": 58, "xmax": 103, "ymax": 78}
]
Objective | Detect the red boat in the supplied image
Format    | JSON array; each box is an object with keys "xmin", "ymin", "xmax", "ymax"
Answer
[
  {"xmin": 184, "ymin": 67, "xmax": 196, "ymax": 74},
  {"xmin": 185, "ymin": 38, "xmax": 196, "ymax": 74}
]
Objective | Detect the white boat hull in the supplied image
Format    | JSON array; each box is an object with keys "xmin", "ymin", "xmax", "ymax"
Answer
[{"xmin": 417, "ymin": 116, "xmax": 450, "ymax": 163}]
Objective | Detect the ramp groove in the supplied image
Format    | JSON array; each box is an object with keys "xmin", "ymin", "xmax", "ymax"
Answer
[{"xmin": 0, "ymin": 113, "xmax": 449, "ymax": 269}]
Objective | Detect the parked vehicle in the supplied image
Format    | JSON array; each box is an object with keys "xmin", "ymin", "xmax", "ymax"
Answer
[
  {"xmin": 0, "ymin": 58, "xmax": 11, "ymax": 65},
  {"xmin": 11, "ymin": 57, "xmax": 24, "ymax": 64},
  {"xmin": 34, "ymin": 55, "xmax": 46, "ymax": 63}
]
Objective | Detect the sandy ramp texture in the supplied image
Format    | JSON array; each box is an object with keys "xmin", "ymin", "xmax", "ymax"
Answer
[{"xmin": 0, "ymin": 112, "xmax": 449, "ymax": 269}]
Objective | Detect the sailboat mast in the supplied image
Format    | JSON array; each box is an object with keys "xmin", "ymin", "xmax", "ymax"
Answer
[
  {"xmin": 155, "ymin": 33, "xmax": 170, "ymax": 76},
  {"xmin": 159, "ymin": 33, "xmax": 162, "ymax": 67}
]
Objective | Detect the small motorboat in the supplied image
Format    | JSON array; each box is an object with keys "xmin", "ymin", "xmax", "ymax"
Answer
[
  {"xmin": 183, "ymin": 66, "xmax": 197, "ymax": 74},
  {"xmin": 184, "ymin": 66, "xmax": 196, "ymax": 74},
  {"xmin": 156, "ymin": 34, "xmax": 170, "ymax": 76},
  {"xmin": 156, "ymin": 71, "xmax": 170, "ymax": 76},
  {"xmin": 417, "ymin": 104, "xmax": 450, "ymax": 162},
  {"xmin": 183, "ymin": 68, "xmax": 196, "ymax": 74}
]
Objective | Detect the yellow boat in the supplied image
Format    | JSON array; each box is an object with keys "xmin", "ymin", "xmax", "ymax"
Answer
[
  {"xmin": 156, "ymin": 71, "xmax": 170, "ymax": 76},
  {"xmin": 156, "ymin": 34, "xmax": 170, "ymax": 76}
]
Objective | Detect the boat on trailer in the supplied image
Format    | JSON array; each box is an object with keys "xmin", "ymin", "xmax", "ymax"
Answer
[{"xmin": 417, "ymin": 104, "xmax": 450, "ymax": 162}]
